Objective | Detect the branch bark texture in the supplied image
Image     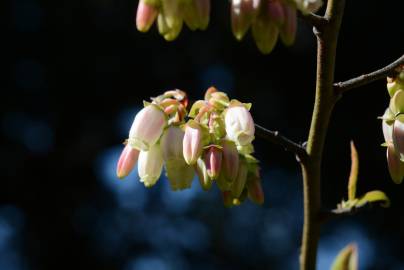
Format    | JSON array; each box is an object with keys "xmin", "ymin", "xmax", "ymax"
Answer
[
  {"xmin": 299, "ymin": 0, "xmax": 346, "ymax": 269},
  {"xmin": 334, "ymin": 54, "xmax": 404, "ymax": 95}
]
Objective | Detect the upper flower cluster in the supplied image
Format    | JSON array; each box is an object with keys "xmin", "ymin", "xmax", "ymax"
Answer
[
  {"xmin": 381, "ymin": 67, "xmax": 404, "ymax": 184},
  {"xmin": 135, "ymin": 0, "xmax": 322, "ymax": 53},
  {"xmin": 136, "ymin": 0, "xmax": 210, "ymax": 41},
  {"xmin": 117, "ymin": 88, "xmax": 264, "ymax": 206}
]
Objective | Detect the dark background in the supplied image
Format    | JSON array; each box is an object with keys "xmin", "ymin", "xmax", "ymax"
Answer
[{"xmin": 3, "ymin": 0, "xmax": 404, "ymax": 269}]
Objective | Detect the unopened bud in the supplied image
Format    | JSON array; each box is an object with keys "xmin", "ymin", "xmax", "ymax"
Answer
[
  {"xmin": 221, "ymin": 140, "xmax": 239, "ymax": 182},
  {"xmin": 138, "ymin": 143, "xmax": 164, "ymax": 187},
  {"xmin": 160, "ymin": 126, "xmax": 195, "ymax": 190},
  {"xmin": 390, "ymin": 89, "xmax": 404, "ymax": 115},
  {"xmin": 165, "ymin": 160, "xmax": 195, "ymax": 190},
  {"xmin": 157, "ymin": 12, "xmax": 183, "ymax": 41},
  {"xmin": 231, "ymin": 0, "xmax": 260, "ymax": 41},
  {"xmin": 252, "ymin": 12, "xmax": 279, "ymax": 54},
  {"xmin": 128, "ymin": 104, "xmax": 167, "ymax": 151},
  {"xmin": 204, "ymin": 145, "xmax": 222, "ymax": 179},
  {"xmin": 387, "ymin": 144, "xmax": 404, "ymax": 184},
  {"xmin": 183, "ymin": 120, "xmax": 203, "ymax": 165},
  {"xmin": 116, "ymin": 144, "xmax": 140, "ymax": 179},
  {"xmin": 225, "ymin": 105, "xmax": 255, "ymax": 146},
  {"xmin": 393, "ymin": 114, "xmax": 404, "ymax": 160},
  {"xmin": 267, "ymin": 0, "xmax": 285, "ymax": 26},
  {"xmin": 196, "ymin": 158, "xmax": 213, "ymax": 190},
  {"xmin": 184, "ymin": 0, "xmax": 210, "ymax": 30},
  {"xmin": 161, "ymin": 126, "xmax": 184, "ymax": 161},
  {"xmin": 279, "ymin": 3, "xmax": 296, "ymax": 46},
  {"xmin": 247, "ymin": 167, "xmax": 264, "ymax": 204},
  {"xmin": 136, "ymin": 0, "xmax": 159, "ymax": 32},
  {"xmin": 231, "ymin": 159, "xmax": 248, "ymax": 198}
]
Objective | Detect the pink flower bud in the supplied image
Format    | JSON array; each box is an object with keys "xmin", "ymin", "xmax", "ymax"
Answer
[
  {"xmin": 204, "ymin": 145, "xmax": 222, "ymax": 179},
  {"xmin": 128, "ymin": 104, "xmax": 166, "ymax": 151},
  {"xmin": 116, "ymin": 144, "xmax": 140, "ymax": 179},
  {"xmin": 387, "ymin": 144, "xmax": 404, "ymax": 184},
  {"xmin": 196, "ymin": 158, "xmax": 213, "ymax": 190},
  {"xmin": 138, "ymin": 143, "xmax": 164, "ymax": 187},
  {"xmin": 231, "ymin": 0, "xmax": 260, "ymax": 40},
  {"xmin": 225, "ymin": 106, "xmax": 255, "ymax": 146},
  {"xmin": 221, "ymin": 140, "xmax": 239, "ymax": 182},
  {"xmin": 136, "ymin": 0, "xmax": 158, "ymax": 32},
  {"xmin": 183, "ymin": 120, "xmax": 203, "ymax": 165},
  {"xmin": 230, "ymin": 159, "xmax": 248, "ymax": 198},
  {"xmin": 267, "ymin": 0, "xmax": 285, "ymax": 26},
  {"xmin": 393, "ymin": 115, "xmax": 404, "ymax": 160},
  {"xmin": 279, "ymin": 3, "xmax": 296, "ymax": 46}
]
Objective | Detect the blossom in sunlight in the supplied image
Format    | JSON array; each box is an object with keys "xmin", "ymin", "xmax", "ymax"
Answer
[{"xmin": 117, "ymin": 87, "xmax": 264, "ymax": 206}]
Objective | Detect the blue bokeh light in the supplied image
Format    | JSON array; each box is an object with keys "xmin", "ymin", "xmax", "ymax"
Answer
[
  {"xmin": 318, "ymin": 222, "xmax": 374, "ymax": 270},
  {"xmin": 94, "ymin": 145, "xmax": 148, "ymax": 212},
  {"xmin": 199, "ymin": 65, "xmax": 234, "ymax": 94}
]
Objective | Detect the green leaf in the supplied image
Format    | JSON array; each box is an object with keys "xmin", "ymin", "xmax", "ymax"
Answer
[
  {"xmin": 355, "ymin": 190, "xmax": 390, "ymax": 208},
  {"xmin": 348, "ymin": 141, "xmax": 359, "ymax": 201},
  {"xmin": 330, "ymin": 243, "xmax": 358, "ymax": 270}
]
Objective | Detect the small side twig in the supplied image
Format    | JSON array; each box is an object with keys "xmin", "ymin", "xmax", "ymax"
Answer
[
  {"xmin": 255, "ymin": 123, "xmax": 308, "ymax": 161},
  {"xmin": 298, "ymin": 11, "xmax": 327, "ymax": 29},
  {"xmin": 334, "ymin": 54, "xmax": 404, "ymax": 95}
]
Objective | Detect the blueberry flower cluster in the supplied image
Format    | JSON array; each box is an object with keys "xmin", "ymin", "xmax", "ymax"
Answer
[
  {"xmin": 230, "ymin": 0, "xmax": 322, "ymax": 54},
  {"xmin": 117, "ymin": 88, "xmax": 264, "ymax": 206},
  {"xmin": 135, "ymin": 0, "xmax": 322, "ymax": 54},
  {"xmin": 136, "ymin": 0, "xmax": 210, "ymax": 41},
  {"xmin": 381, "ymin": 68, "xmax": 404, "ymax": 184}
]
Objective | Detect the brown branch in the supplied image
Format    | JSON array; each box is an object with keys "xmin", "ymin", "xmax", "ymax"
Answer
[
  {"xmin": 298, "ymin": 11, "xmax": 327, "ymax": 29},
  {"xmin": 254, "ymin": 124, "xmax": 308, "ymax": 161},
  {"xmin": 334, "ymin": 54, "xmax": 404, "ymax": 95}
]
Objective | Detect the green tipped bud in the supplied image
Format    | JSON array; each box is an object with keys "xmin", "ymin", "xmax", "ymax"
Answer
[
  {"xmin": 389, "ymin": 89, "xmax": 404, "ymax": 115},
  {"xmin": 157, "ymin": 12, "xmax": 183, "ymax": 41},
  {"xmin": 231, "ymin": 0, "xmax": 260, "ymax": 41},
  {"xmin": 231, "ymin": 159, "xmax": 248, "ymax": 198},
  {"xmin": 221, "ymin": 140, "xmax": 239, "ymax": 182},
  {"xmin": 279, "ymin": 3, "xmax": 296, "ymax": 46},
  {"xmin": 246, "ymin": 166, "xmax": 264, "ymax": 204},
  {"xmin": 160, "ymin": 126, "xmax": 195, "ymax": 190},
  {"xmin": 165, "ymin": 160, "xmax": 195, "ymax": 190},
  {"xmin": 183, "ymin": 0, "xmax": 210, "ymax": 30},
  {"xmin": 252, "ymin": 12, "xmax": 279, "ymax": 54}
]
